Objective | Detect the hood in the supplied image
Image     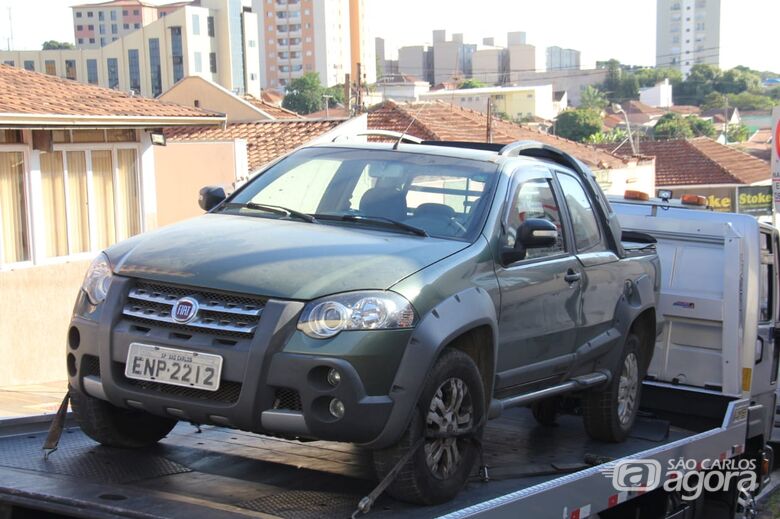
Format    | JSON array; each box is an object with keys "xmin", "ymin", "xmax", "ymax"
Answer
[{"xmin": 109, "ymin": 214, "xmax": 468, "ymax": 300}]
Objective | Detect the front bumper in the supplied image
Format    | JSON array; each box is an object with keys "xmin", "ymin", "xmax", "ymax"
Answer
[{"xmin": 67, "ymin": 276, "xmax": 400, "ymax": 445}]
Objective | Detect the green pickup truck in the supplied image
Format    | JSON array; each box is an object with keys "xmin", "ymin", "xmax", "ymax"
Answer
[{"xmin": 66, "ymin": 137, "xmax": 660, "ymax": 505}]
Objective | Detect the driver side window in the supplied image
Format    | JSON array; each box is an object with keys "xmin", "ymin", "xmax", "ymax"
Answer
[{"xmin": 504, "ymin": 175, "xmax": 565, "ymax": 260}]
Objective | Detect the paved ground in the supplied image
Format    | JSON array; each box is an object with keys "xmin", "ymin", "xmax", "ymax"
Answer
[{"xmin": 0, "ymin": 380, "xmax": 67, "ymax": 418}]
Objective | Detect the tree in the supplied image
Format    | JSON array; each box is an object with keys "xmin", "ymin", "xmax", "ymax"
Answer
[
  {"xmin": 714, "ymin": 67, "xmax": 762, "ymax": 95},
  {"xmin": 653, "ymin": 113, "xmax": 694, "ymax": 140},
  {"xmin": 555, "ymin": 109, "xmax": 603, "ymax": 142},
  {"xmin": 701, "ymin": 91, "xmax": 729, "ymax": 111},
  {"xmin": 727, "ymin": 92, "xmax": 775, "ymax": 111},
  {"xmin": 323, "ymin": 84, "xmax": 345, "ymax": 107},
  {"xmin": 633, "ymin": 67, "xmax": 683, "ymax": 88},
  {"xmin": 726, "ymin": 124, "xmax": 751, "ymax": 143},
  {"xmin": 458, "ymin": 78, "xmax": 486, "ymax": 89},
  {"xmin": 599, "ymin": 59, "xmax": 640, "ymax": 103},
  {"xmin": 674, "ymin": 64, "xmax": 720, "ymax": 106},
  {"xmin": 580, "ymin": 86, "xmax": 609, "ymax": 111},
  {"xmin": 282, "ymin": 72, "xmax": 325, "ymax": 114},
  {"xmin": 42, "ymin": 40, "xmax": 74, "ymax": 50},
  {"xmin": 585, "ymin": 128, "xmax": 629, "ymax": 144},
  {"xmin": 688, "ymin": 117, "xmax": 717, "ymax": 138}
]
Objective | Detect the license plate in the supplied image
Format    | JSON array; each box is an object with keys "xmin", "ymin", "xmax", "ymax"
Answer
[{"xmin": 125, "ymin": 343, "xmax": 223, "ymax": 392}]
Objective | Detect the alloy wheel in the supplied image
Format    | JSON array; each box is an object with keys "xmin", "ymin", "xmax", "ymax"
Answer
[{"xmin": 424, "ymin": 377, "xmax": 474, "ymax": 479}]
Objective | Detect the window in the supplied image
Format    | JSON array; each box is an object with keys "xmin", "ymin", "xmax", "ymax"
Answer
[
  {"xmin": 124, "ymin": 23, "xmax": 129, "ymax": 29},
  {"xmin": 192, "ymin": 14, "xmax": 200, "ymax": 35},
  {"xmin": 133, "ymin": 9, "xmax": 139, "ymax": 15},
  {"xmin": 89, "ymin": 38, "xmax": 95, "ymax": 44},
  {"xmin": 23, "ymin": 60, "xmax": 34, "ymax": 71},
  {"xmin": 0, "ymin": 152, "xmax": 30, "ymax": 264},
  {"xmin": 249, "ymin": 39, "xmax": 256, "ymax": 47},
  {"xmin": 100, "ymin": 37, "xmax": 107, "ymax": 46},
  {"xmin": 110, "ymin": 10, "xmax": 116, "ymax": 20},
  {"xmin": 99, "ymin": 24, "xmax": 105, "ymax": 34},
  {"xmin": 77, "ymin": 24, "xmax": 84, "ymax": 30},
  {"xmin": 134, "ymin": 23, "xmax": 140, "ymax": 29},
  {"xmin": 122, "ymin": 9, "xmax": 128, "ymax": 15},
  {"xmin": 695, "ymin": 22, "xmax": 705, "ymax": 30},
  {"xmin": 2, "ymin": 60, "xmax": 13, "ymax": 66},
  {"xmin": 76, "ymin": 11, "xmax": 82, "ymax": 18},
  {"xmin": 87, "ymin": 11, "xmax": 93, "ymax": 17},
  {"xmin": 86, "ymin": 59, "xmax": 98, "ymax": 84},
  {"xmin": 557, "ymin": 173, "xmax": 601, "ymax": 252},
  {"xmin": 194, "ymin": 51, "xmax": 202, "ymax": 73},
  {"xmin": 111, "ymin": 24, "xmax": 117, "ymax": 34},
  {"xmin": 149, "ymin": 38, "xmax": 162, "ymax": 96},
  {"xmin": 65, "ymin": 59, "xmax": 77, "ymax": 80},
  {"xmin": 88, "ymin": 24, "xmax": 94, "ymax": 30},
  {"xmin": 207, "ymin": 16, "xmax": 215, "ymax": 36},
  {"xmin": 98, "ymin": 11, "xmax": 104, "ymax": 20},
  {"xmin": 760, "ymin": 232, "xmax": 774, "ymax": 322},
  {"xmin": 44, "ymin": 60, "xmax": 56, "ymax": 75},
  {"xmin": 107, "ymin": 57, "xmax": 119, "ymax": 88},
  {"xmin": 170, "ymin": 26, "xmax": 184, "ymax": 82},
  {"xmin": 209, "ymin": 52, "xmax": 217, "ymax": 73},
  {"xmin": 128, "ymin": 49, "xmax": 140, "ymax": 92},
  {"xmin": 504, "ymin": 175, "xmax": 564, "ymax": 259},
  {"xmin": 78, "ymin": 38, "xmax": 84, "ymax": 44}
]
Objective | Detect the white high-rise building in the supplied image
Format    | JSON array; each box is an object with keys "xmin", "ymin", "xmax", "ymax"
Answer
[
  {"xmin": 254, "ymin": 0, "xmax": 375, "ymax": 89},
  {"xmin": 656, "ymin": 0, "xmax": 721, "ymax": 76}
]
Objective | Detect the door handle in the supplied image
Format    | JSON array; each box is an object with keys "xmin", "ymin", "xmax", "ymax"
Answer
[{"xmin": 564, "ymin": 270, "xmax": 581, "ymax": 284}]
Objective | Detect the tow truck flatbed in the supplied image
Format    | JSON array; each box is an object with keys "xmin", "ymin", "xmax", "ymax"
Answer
[{"xmin": 0, "ymin": 385, "xmax": 750, "ymax": 519}]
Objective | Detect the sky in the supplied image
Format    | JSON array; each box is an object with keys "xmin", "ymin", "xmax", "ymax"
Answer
[{"xmin": 0, "ymin": 0, "xmax": 777, "ymax": 72}]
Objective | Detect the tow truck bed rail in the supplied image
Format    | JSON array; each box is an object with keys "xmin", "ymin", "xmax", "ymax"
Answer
[{"xmin": 0, "ymin": 385, "xmax": 749, "ymax": 519}]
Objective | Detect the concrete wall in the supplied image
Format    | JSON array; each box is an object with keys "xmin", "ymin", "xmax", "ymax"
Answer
[
  {"xmin": 509, "ymin": 68, "xmax": 608, "ymax": 107},
  {"xmin": 0, "ymin": 260, "xmax": 91, "ymax": 386},
  {"xmin": 153, "ymin": 141, "xmax": 239, "ymax": 227},
  {"xmin": 471, "ymin": 48, "xmax": 504, "ymax": 84}
]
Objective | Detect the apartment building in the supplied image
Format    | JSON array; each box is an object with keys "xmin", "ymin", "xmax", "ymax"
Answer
[
  {"xmin": 71, "ymin": 0, "xmax": 191, "ymax": 49},
  {"xmin": 656, "ymin": 0, "xmax": 721, "ymax": 75},
  {"xmin": 254, "ymin": 0, "xmax": 374, "ymax": 89},
  {"xmin": 546, "ymin": 46, "xmax": 581, "ymax": 71},
  {"xmin": 420, "ymin": 84, "xmax": 559, "ymax": 121},
  {"xmin": 0, "ymin": 0, "xmax": 261, "ymax": 97}
]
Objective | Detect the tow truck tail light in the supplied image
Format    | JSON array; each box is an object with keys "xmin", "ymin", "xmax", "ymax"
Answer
[
  {"xmin": 681, "ymin": 194, "xmax": 708, "ymax": 206},
  {"xmin": 624, "ymin": 190, "xmax": 650, "ymax": 201}
]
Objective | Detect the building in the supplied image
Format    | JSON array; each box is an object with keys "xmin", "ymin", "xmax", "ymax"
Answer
[
  {"xmin": 701, "ymin": 106, "xmax": 741, "ymax": 132},
  {"xmin": 71, "ymin": 0, "xmax": 192, "ymax": 49},
  {"xmin": 253, "ymin": 0, "xmax": 375, "ymax": 89},
  {"xmin": 607, "ymin": 138, "xmax": 771, "ymax": 215},
  {"xmin": 432, "ymin": 31, "xmax": 467, "ymax": 85},
  {"xmin": 0, "ymin": 64, "xmax": 224, "ymax": 386},
  {"xmin": 368, "ymin": 100, "xmax": 656, "ymax": 196},
  {"xmin": 546, "ymin": 46, "xmax": 581, "ymax": 71},
  {"xmin": 420, "ymin": 85, "xmax": 560, "ymax": 121},
  {"xmin": 471, "ymin": 46, "xmax": 506, "ymax": 84},
  {"xmin": 375, "ymin": 74, "xmax": 430, "ymax": 102},
  {"xmin": 398, "ymin": 45, "xmax": 433, "ymax": 84},
  {"xmin": 639, "ymin": 78, "xmax": 674, "ymax": 108},
  {"xmin": 0, "ymin": 0, "xmax": 261, "ymax": 97},
  {"xmin": 656, "ymin": 0, "xmax": 721, "ymax": 76}
]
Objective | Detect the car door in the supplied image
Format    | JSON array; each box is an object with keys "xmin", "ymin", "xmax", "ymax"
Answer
[
  {"xmin": 494, "ymin": 166, "xmax": 583, "ymax": 392},
  {"xmin": 555, "ymin": 171, "xmax": 622, "ymax": 357}
]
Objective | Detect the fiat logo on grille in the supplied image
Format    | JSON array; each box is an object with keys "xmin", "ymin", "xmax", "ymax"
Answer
[{"xmin": 171, "ymin": 297, "xmax": 199, "ymax": 323}]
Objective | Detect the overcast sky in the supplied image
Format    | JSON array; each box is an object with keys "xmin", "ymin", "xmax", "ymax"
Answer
[{"xmin": 0, "ymin": 0, "xmax": 777, "ymax": 72}]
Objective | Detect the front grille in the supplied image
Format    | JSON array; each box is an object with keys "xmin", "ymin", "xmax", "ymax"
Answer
[
  {"xmin": 273, "ymin": 388, "xmax": 302, "ymax": 411},
  {"xmin": 81, "ymin": 355, "xmax": 101, "ymax": 377},
  {"xmin": 122, "ymin": 280, "xmax": 266, "ymax": 338},
  {"xmin": 122, "ymin": 373, "xmax": 242, "ymax": 404}
]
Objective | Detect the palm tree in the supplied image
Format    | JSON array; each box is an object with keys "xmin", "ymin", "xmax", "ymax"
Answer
[{"xmin": 580, "ymin": 86, "xmax": 609, "ymax": 112}]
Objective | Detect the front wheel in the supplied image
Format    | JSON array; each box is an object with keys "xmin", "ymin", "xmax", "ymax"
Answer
[
  {"xmin": 583, "ymin": 333, "xmax": 642, "ymax": 443},
  {"xmin": 371, "ymin": 349, "xmax": 485, "ymax": 505}
]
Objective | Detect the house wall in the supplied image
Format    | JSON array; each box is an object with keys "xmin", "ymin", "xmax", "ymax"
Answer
[
  {"xmin": 159, "ymin": 76, "xmax": 270, "ymax": 122},
  {"xmin": 153, "ymin": 140, "xmax": 240, "ymax": 227}
]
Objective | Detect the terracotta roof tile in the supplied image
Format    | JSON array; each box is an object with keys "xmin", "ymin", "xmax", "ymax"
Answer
[
  {"xmin": 165, "ymin": 120, "xmax": 343, "ymax": 172},
  {"xmin": 242, "ymin": 94, "xmax": 304, "ymax": 119},
  {"xmin": 605, "ymin": 137, "xmax": 770, "ymax": 186},
  {"xmin": 0, "ymin": 64, "xmax": 219, "ymax": 120},
  {"xmin": 306, "ymin": 106, "xmax": 351, "ymax": 119},
  {"xmin": 368, "ymin": 101, "xmax": 628, "ymax": 169}
]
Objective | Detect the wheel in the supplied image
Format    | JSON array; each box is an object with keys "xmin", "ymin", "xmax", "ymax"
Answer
[
  {"xmin": 371, "ymin": 349, "xmax": 485, "ymax": 505},
  {"xmin": 70, "ymin": 384, "xmax": 177, "ymax": 448},
  {"xmin": 531, "ymin": 397, "xmax": 558, "ymax": 426},
  {"xmin": 583, "ymin": 333, "xmax": 642, "ymax": 443}
]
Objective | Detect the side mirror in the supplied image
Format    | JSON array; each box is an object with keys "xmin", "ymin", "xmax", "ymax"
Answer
[
  {"xmin": 501, "ymin": 218, "xmax": 558, "ymax": 264},
  {"xmin": 198, "ymin": 185, "xmax": 226, "ymax": 211}
]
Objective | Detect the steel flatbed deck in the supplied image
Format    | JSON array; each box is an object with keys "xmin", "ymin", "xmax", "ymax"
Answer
[{"xmin": 0, "ymin": 385, "xmax": 750, "ymax": 519}]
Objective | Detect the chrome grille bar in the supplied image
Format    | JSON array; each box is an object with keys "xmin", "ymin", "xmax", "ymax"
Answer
[
  {"xmin": 127, "ymin": 287, "xmax": 263, "ymax": 317},
  {"xmin": 122, "ymin": 305, "xmax": 258, "ymax": 334}
]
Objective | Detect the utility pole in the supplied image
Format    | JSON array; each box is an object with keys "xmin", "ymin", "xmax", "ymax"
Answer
[
  {"xmin": 344, "ymin": 73, "xmax": 351, "ymax": 115},
  {"xmin": 322, "ymin": 94, "xmax": 333, "ymax": 120},
  {"xmin": 486, "ymin": 98, "xmax": 493, "ymax": 143},
  {"xmin": 356, "ymin": 62, "xmax": 362, "ymax": 113}
]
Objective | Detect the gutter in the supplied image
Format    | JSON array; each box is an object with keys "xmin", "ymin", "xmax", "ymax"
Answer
[{"xmin": 0, "ymin": 113, "xmax": 226, "ymax": 128}]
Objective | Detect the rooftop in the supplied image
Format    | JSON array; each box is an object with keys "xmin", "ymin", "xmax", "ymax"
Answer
[
  {"xmin": 605, "ymin": 137, "xmax": 770, "ymax": 186},
  {"xmin": 242, "ymin": 94, "xmax": 304, "ymax": 120},
  {"xmin": 0, "ymin": 64, "xmax": 223, "ymax": 127},
  {"xmin": 422, "ymin": 84, "xmax": 551, "ymax": 97},
  {"xmin": 165, "ymin": 120, "xmax": 344, "ymax": 172},
  {"xmin": 368, "ymin": 100, "xmax": 632, "ymax": 170},
  {"xmin": 70, "ymin": 0, "xmax": 188, "ymax": 8}
]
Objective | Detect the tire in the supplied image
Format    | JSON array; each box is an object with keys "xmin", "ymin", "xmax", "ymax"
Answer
[
  {"xmin": 371, "ymin": 349, "xmax": 485, "ymax": 505},
  {"xmin": 70, "ymin": 384, "xmax": 178, "ymax": 448},
  {"xmin": 583, "ymin": 333, "xmax": 642, "ymax": 443},
  {"xmin": 531, "ymin": 397, "xmax": 558, "ymax": 426}
]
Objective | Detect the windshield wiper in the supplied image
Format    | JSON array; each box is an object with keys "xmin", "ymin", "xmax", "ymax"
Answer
[
  {"xmin": 223, "ymin": 202, "xmax": 318, "ymax": 223},
  {"xmin": 315, "ymin": 214, "xmax": 428, "ymax": 237}
]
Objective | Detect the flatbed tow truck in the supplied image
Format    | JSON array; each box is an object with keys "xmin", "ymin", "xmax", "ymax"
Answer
[{"xmin": 0, "ymin": 194, "xmax": 774, "ymax": 519}]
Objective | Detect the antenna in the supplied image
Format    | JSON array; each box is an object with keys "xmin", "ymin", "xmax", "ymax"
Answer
[
  {"xmin": 6, "ymin": 8, "xmax": 12, "ymax": 51},
  {"xmin": 393, "ymin": 103, "xmax": 427, "ymax": 150}
]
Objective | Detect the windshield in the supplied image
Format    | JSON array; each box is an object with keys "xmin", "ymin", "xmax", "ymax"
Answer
[{"xmin": 227, "ymin": 147, "xmax": 499, "ymax": 241}]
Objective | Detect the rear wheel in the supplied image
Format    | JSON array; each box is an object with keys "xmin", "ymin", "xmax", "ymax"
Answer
[
  {"xmin": 70, "ymin": 385, "xmax": 177, "ymax": 448},
  {"xmin": 583, "ymin": 333, "xmax": 642, "ymax": 442},
  {"xmin": 531, "ymin": 397, "xmax": 559, "ymax": 426},
  {"xmin": 371, "ymin": 349, "xmax": 485, "ymax": 505}
]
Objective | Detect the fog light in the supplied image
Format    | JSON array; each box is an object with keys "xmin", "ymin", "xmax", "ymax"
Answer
[
  {"xmin": 326, "ymin": 368, "xmax": 341, "ymax": 387},
  {"xmin": 329, "ymin": 398, "xmax": 345, "ymax": 419}
]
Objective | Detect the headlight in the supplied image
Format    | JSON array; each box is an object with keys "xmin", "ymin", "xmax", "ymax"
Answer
[
  {"xmin": 298, "ymin": 291, "xmax": 416, "ymax": 339},
  {"xmin": 82, "ymin": 253, "xmax": 113, "ymax": 305}
]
